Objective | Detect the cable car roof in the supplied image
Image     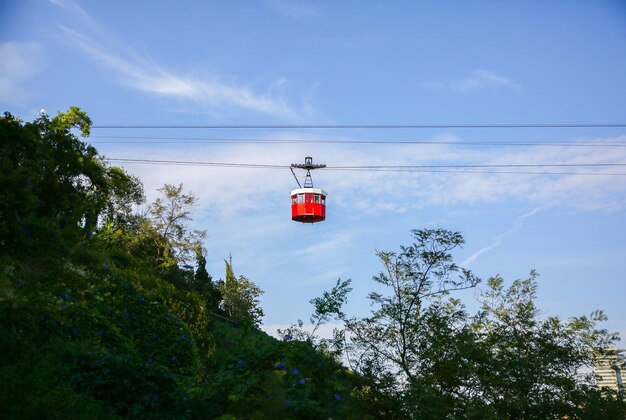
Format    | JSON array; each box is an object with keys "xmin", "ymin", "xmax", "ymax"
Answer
[{"xmin": 290, "ymin": 187, "xmax": 328, "ymax": 196}]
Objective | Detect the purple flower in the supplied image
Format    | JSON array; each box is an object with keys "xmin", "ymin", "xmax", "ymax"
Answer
[
  {"xmin": 236, "ymin": 359, "xmax": 245, "ymax": 368},
  {"xmin": 276, "ymin": 363, "xmax": 286, "ymax": 371},
  {"xmin": 292, "ymin": 368, "xmax": 299, "ymax": 375},
  {"xmin": 284, "ymin": 399, "xmax": 291, "ymax": 407},
  {"xmin": 97, "ymin": 329, "xmax": 104, "ymax": 337},
  {"xmin": 284, "ymin": 334, "xmax": 293, "ymax": 341},
  {"xmin": 103, "ymin": 264, "xmax": 109, "ymax": 269},
  {"xmin": 39, "ymin": 314, "xmax": 45, "ymax": 321},
  {"xmin": 17, "ymin": 281, "xmax": 23, "ymax": 289},
  {"xmin": 86, "ymin": 231, "xmax": 94, "ymax": 237},
  {"xmin": 170, "ymin": 355, "xmax": 177, "ymax": 361},
  {"xmin": 123, "ymin": 283, "xmax": 130, "ymax": 289},
  {"xmin": 298, "ymin": 378, "xmax": 306, "ymax": 385},
  {"xmin": 139, "ymin": 297, "xmax": 145, "ymax": 302},
  {"xmin": 72, "ymin": 328, "xmax": 78, "ymax": 336},
  {"xmin": 334, "ymin": 393, "xmax": 341, "ymax": 401}
]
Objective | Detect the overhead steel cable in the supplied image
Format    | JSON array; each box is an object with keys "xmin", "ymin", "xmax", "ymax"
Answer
[
  {"xmin": 92, "ymin": 123, "xmax": 626, "ymax": 129},
  {"xmin": 90, "ymin": 135, "xmax": 626, "ymax": 147},
  {"xmin": 327, "ymin": 163, "xmax": 626, "ymax": 169},
  {"xmin": 108, "ymin": 158, "xmax": 288, "ymax": 169},
  {"xmin": 324, "ymin": 168, "xmax": 626, "ymax": 176},
  {"xmin": 105, "ymin": 157, "xmax": 626, "ymax": 176}
]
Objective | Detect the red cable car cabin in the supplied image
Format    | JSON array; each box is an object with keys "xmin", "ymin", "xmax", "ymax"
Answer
[{"xmin": 290, "ymin": 187, "xmax": 327, "ymax": 223}]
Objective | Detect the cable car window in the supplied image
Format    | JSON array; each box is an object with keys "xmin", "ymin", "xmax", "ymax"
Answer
[
  {"xmin": 314, "ymin": 194, "xmax": 320, "ymax": 204},
  {"xmin": 306, "ymin": 193, "xmax": 312, "ymax": 202},
  {"xmin": 298, "ymin": 194, "xmax": 304, "ymax": 203},
  {"xmin": 292, "ymin": 195, "xmax": 296, "ymax": 205},
  {"xmin": 321, "ymin": 196, "xmax": 326, "ymax": 205}
]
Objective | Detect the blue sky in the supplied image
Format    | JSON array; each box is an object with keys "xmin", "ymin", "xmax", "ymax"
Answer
[{"xmin": 2, "ymin": 0, "xmax": 626, "ymax": 341}]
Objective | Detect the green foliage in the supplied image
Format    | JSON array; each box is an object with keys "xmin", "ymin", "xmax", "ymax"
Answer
[
  {"xmin": 193, "ymin": 252, "xmax": 221, "ymax": 311},
  {"xmin": 310, "ymin": 278, "xmax": 352, "ymax": 330},
  {"xmin": 5, "ymin": 109, "xmax": 621, "ymax": 418},
  {"xmin": 148, "ymin": 183, "xmax": 206, "ymax": 269},
  {"xmin": 51, "ymin": 105, "xmax": 92, "ymax": 137},
  {"xmin": 220, "ymin": 258, "xmax": 264, "ymax": 328},
  {"xmin": 463, "ymin": 272, "xmax": 624, "ymax": 418},
  {"xmin": 310, "ymin": 229, "xmax": 626, "ymax": 419},
  {"xmin": 0, "ymin": 109, "xmax": 143, "ymax": 252},
  {"xmin": 0, "ymin": 109, "xmax": 362, "ymax": 419}
]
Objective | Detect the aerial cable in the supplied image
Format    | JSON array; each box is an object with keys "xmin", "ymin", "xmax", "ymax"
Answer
[
  {"xmin": 92, "ymin": 123, "xmax": 626, "ymax": 129},
  {"xmin": 89, "ymin": 135, "xmax": 626, "ymax": 147},
  {"xmin": 324, "ymin": 168, "xmax": 626, "ymax": 176},
  {"xmin": 105, "ymin": 157, "xmax": 626, "ymax": 176},
  {"xmin": 327, "ymin": 163, "xmax": 626, "ymax": 169},
  {"xmin": 107, "ymin": 157, "xmax": 626, "ymax": 169},
  {"xmin": 108, "ymin": 158, "xmax": 288, "ymax": 169}
]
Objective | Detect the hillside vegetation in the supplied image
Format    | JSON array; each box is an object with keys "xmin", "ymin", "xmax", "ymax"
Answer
[{"xmin": 0, "ymin": 109, "xmax": 360, "ymax": 419}]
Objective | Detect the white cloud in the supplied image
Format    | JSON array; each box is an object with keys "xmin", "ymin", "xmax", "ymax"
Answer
[
  {"xmin": 49, "ymin": 0, "xmax": 94, "ymax": 23},
  {"xmin": 291, "ymin": 230, "xmax": 356, "ymax": 257},
  {"xmin": 423, "ymin": 69, "xmax": 523, "ymax": 94},
  {"xmin": 0, "ymin": 41, "xmax": 46, "ymax": 106},
  {"xmin": 462, "ymin": 207, "xmax": 543, "ymax": 266},
  {"xmin": 456, "ymin": 69, "xmax": 523, "ymax": 94},
  {"xmin": 52, "ymin": 2, "xmax": 305, "ymax": 120}
]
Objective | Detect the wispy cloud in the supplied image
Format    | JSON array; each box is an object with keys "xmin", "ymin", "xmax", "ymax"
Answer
[
  {"xmin": 49, "ymin": 0, "xmax": 94, "ymax": 23},
  {"xmin": 291, "ymin": 230, "xmax": 356, "ymax": 257},
  {"xmin": 0, "ymin": 41, "xmax": 46, "ymax": 107},
  {"xmin": 51, "ymin": 0, "xmax": 305, "ymax": 120},
  {"xmin": 462, "ymin": 207, "xmax": 543, "ymax": 266},
  {"xmin": 423, "ymin": 69, "xmax": 523, "ymax": 94}
]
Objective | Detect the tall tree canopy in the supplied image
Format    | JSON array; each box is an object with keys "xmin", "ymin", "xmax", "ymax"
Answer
[{"xmin": 0, "ymin": 107, "xmax": 143, "ymax": 251}]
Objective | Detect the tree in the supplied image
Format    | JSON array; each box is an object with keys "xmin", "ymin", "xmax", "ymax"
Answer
[
  {"xmin": 102, "ymin": 166, "xmax": 144, "ymax": 227},
  {"xmin": 220, "ymin": 257, "xmax": 264, "ymax": 327},
  {"xmin": 0, "ymin": 108, "xmax": 143, "ymax": 250},
  {"xmin": 146, "ymin": 183, "xmax": 206, "ymax": 269},
  {"xmin": 310, "ymin": 229, "xmax": 625, "ymax": 418},
  {"xmin": 461, "ymin": 273, "xmax": 624, "ymax": 418},
  {"xmin": 342, "ymin": 229, "xmax": 479, "ymax": 384},
  {"xmin": 193, "ymin": 251, "xmax": 221, "ymax": 310}
]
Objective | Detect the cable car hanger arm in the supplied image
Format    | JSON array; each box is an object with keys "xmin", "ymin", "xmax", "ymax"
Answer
[{"xmin": 290, "ymin": 167, "xmax": 302, "ymax": 188}]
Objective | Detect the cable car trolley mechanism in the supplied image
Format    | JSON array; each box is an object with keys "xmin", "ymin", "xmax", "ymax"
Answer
[{"xmin": 290, "ymin": 156, "xmax": 327, "ymax": 223}]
